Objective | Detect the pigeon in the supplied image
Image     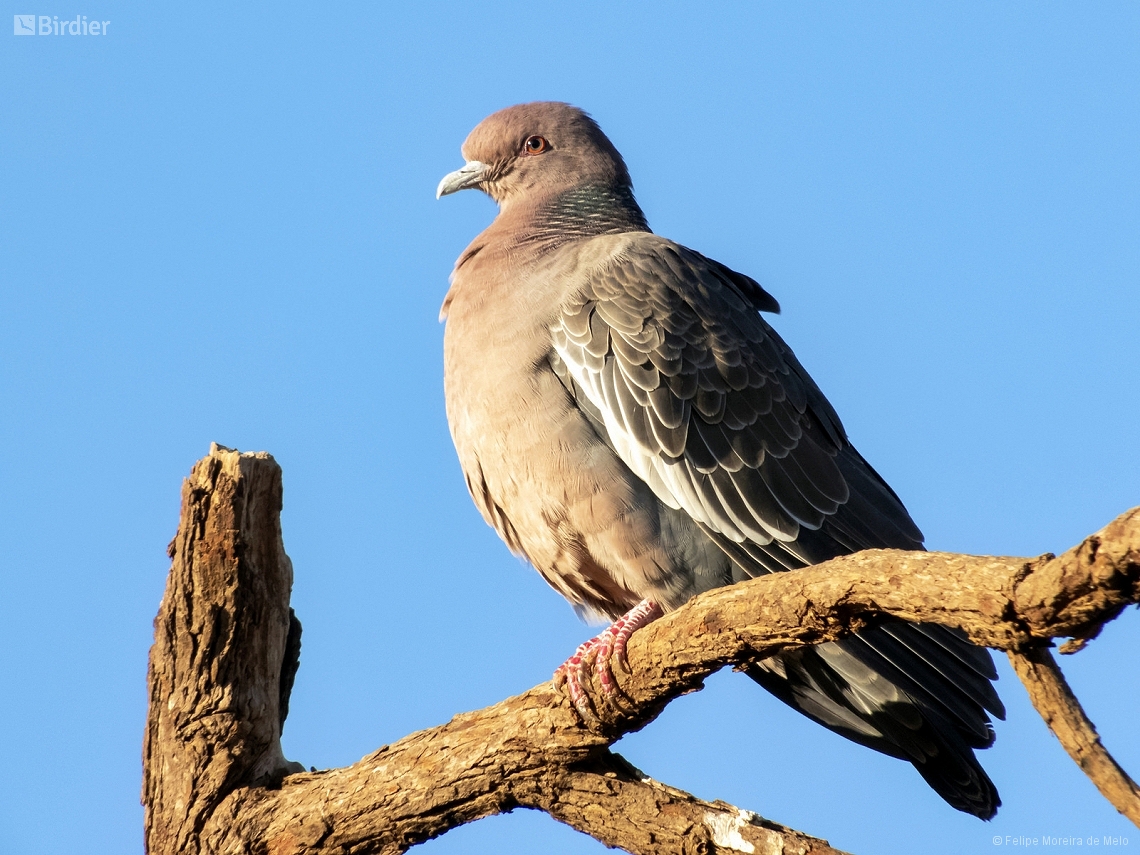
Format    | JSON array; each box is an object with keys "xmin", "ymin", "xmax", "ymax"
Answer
[{"xmin": 437, "ymin": 101, "xmax": 1004, "ymax": 818}]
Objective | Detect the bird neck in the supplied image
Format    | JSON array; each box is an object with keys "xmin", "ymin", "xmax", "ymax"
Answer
[{"xmin": 512, "ymin": 183, "xmax": 650, "ymax": 245}]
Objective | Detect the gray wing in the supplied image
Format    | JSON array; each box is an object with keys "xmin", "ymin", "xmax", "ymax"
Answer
[
  {"xmin": 551, "ymin": 235, "xmax": 1004, "ymax": 818},
  {"xmin": 551, "ymin": 236, "xmax": 919, "ymax": 561}
]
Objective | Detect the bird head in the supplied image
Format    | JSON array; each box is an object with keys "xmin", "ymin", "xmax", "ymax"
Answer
[{"xmin": 436, "ymin": 102, "xmax": 634, "ymax": 207}]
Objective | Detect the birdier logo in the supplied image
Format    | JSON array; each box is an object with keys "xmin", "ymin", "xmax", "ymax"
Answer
[{"xmin": 13, "ymin": 14, "xmax": 110, "ymax": 35}]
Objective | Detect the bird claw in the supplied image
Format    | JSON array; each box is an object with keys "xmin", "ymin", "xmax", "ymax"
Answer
[
  {"xmin": 552, "ymin": 639, "xmax": 606, "ymax": 723},
  {"xmin": 552, "ymin": 629, "xmax": 626, "ymax": 722},
  {"xmin": 552, "ymin": 599, "xmax": 663, "ymax": 723}
]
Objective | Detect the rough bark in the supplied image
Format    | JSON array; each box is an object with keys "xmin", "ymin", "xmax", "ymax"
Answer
[
  {"xmin": 144, "ymin": 445, "xmax": 1140, "ymax": 854},
  {"xmin": 1009, "ymin": 647, "xmax": 1140, "ymax": 825},
  {"xmin": 143, "ymin": 445, "xmax": 304, "ymax": 855}
]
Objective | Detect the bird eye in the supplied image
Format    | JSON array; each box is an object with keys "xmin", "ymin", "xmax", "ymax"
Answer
[{"xmin": 522, "ymin": 135, "xmax": 549, "ymax": 155}]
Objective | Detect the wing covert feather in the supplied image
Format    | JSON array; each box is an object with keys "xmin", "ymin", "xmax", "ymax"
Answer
[{"xmin": 551, "ymin": 236, "xmax": 852, "ymax": 548}]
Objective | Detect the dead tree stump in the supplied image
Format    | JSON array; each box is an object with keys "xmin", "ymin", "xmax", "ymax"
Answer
[{"xmin": 142, "ymin": 444, "xmax": 1140, "ymax": 854}]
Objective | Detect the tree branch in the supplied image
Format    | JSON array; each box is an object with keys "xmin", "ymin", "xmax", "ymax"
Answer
[
  {"xmin": 143, "ymin": 446, "xmax": 1140, "ymax": 854},
  {"xmin": 1008, "ymin": 647, "xmax": 1140, "ymax": 825}
]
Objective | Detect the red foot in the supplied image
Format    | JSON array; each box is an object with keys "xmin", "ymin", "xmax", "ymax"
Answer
[{"xmin": 553, "ymin": 599, "xmax": 663, "ymax": 720}]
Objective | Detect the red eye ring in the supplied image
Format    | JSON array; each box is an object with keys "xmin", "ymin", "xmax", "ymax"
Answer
[{"xmin": 522, "ymin": 135, "xmax": 549, "ymax": 155}]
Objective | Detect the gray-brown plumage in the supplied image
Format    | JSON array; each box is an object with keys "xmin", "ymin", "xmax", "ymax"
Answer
[{"xmin": 437, "ymin": 101, "xmax": 1004, "ymax": 818}]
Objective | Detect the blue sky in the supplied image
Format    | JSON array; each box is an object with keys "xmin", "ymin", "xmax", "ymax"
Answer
[{"xmin": 2, "ymin": 3, "xmax": 1138, "ymax": 853}]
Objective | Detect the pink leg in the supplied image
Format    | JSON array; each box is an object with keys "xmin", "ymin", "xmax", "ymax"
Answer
[{"xmin": 553, "ymin": 599, "xmax": 663, "ymax": 720}]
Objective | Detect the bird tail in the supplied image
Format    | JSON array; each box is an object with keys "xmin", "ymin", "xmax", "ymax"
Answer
[{"xmin": 745, "ymin": 629, "xmax": 1001, "ymax": 819}]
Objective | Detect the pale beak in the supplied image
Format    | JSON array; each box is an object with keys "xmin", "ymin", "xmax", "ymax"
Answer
[{"xmin": 436, "ymin": 160, "xmax": 489, "ymax": 199}]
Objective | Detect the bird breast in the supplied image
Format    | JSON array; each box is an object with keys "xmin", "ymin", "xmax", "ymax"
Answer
[{"xmin": 440, "ymin": 235, "xmax": 694, "ymax": 616}]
